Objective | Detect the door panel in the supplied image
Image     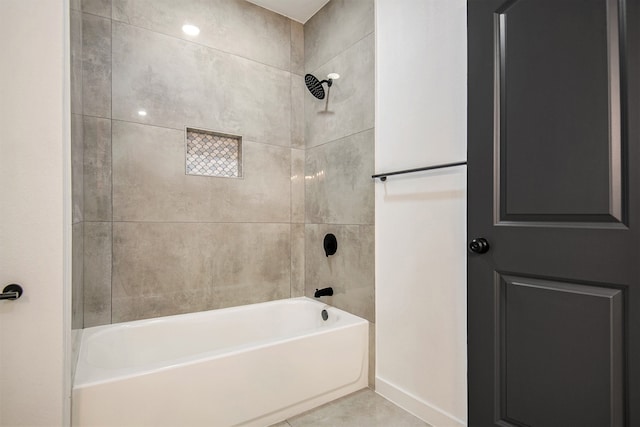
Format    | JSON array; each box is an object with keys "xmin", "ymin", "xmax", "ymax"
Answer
[
  {"xmin": 468, "ymin": 0, "xmax": 639, "ymax": 425},
  {"xmin": 498, "ymin": 275, "xmax": 624, "ymax": 426},
  {"xmin": 496, "ymin": 0, "xmax": 623, "ymax": 223}
]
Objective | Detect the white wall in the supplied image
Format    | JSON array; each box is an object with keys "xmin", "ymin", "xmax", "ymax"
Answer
[
  {"xmin": 0, "ymin": 0, "xmax": 71, "ymax": 425},
  {"xmin": 375, "ymin": 1, "xmax": 468, "ymax": 425}
]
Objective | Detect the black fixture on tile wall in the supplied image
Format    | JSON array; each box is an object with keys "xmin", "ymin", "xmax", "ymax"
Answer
[
  {"xmin": 323, "ymin": 233, "xmax": 337, "ymax": 257},
  {"xmin": 305, "ymin": 73, "xmax": 340, "ymax": 100},
  {"xmin": 305, "ymin": 73, "xmax": 332, "ymax": 99}
]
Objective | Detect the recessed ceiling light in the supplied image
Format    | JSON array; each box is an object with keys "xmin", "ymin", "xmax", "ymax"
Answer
[
  {"xmin": 182, "ymin": 24, "xmax": 200, "ymax": 36},
  {"xmin": 138, "ymin": 110, "xmax": 147, "ymax": 116}
]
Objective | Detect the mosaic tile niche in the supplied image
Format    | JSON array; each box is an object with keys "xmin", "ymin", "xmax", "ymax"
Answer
[{"xmin": 186, "ymin": 127, "xmax": 242, "ymax": 178}]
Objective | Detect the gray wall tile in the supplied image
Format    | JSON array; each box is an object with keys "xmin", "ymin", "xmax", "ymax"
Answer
[
  {"xmin": 304, "ymin": 0, "xmax": 374, "ymax": 73},
  {"xmin": 305, "ymin": 224, "xmax": 374, "ymax": 322},
  {"xmin": 72, "ymin": 223, "xmax": 84, "ymax": 329},
  {"xmin": 112, "ymin": 21, "xmax": 291, "ymax": 146},
  {"xmin": 112, "ymin": 222, "xmax": 291, "ymax": 322},
  {"xmin": 291, "ymin": 148, "xmax": 305, "ymax": 223},
  {"xmin": 82, "ymin": 13, "xmax": 111, "ymax": 118},
  {"xmin": 72, "ymin": 114, "xmax": 84, "ymax": 224},
  {"xmin": 112, "ymin": 289, "xmax": 213, "ymax": 323},
  {"xmin": 82, "ymin": 0, "xmax": 111, "ymax": 18},
  {"xmin": 70, "ymin": 10, "xmax": 83, "ymax": 115},
  {"xmin": 305, "ymin": 34, "xmax": 375, "ymax": 148},
  {"xmin": 291, "ymin": 74, "xmax": 305, "ymax": 149},
  {"xmin": 71, "ymin": 0, "xmax": 81, "ymax": 11},
  {"xmin": 84, "ymin": 222, "xmax": 112, "ymax": 327},
  {"xmin": 113, "ymin": 0, "xmax": 291, "ymax": 71},
  {"xmin": 291, "ymin": 20, "xmax": 304, "ymax": 75},
  {"xmin": 305, "ymin": 129, "xmax": 374, "ymax": 225},
  {"xmin": 291, "ymin": 223, "xmax": 305, "ymax": 297},
  {"xmin": 83, "ymin": 116, "xmax": 112, "ymax": 221},
  {"xmin": 112, "ymin": 120, "xmax": 291, "ymax": 222}
]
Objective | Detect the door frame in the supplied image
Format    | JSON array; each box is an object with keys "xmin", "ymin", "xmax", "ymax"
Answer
[{"xmin": 0, "ymin": 0, "xmax": 73, "ymax": 425}]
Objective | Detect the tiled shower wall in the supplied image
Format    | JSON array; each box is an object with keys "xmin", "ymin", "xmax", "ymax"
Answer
[
  {"xmin": 71, "ymin": 0, "xmax": 306, "ymax": 325},
  {"xmin": 71, "ymin": 0, "xmax": 375, "ymax": 359},
  {"xmin": 71, "ymin": 4, "xmax": 84, "ymax": 330},
  {"xmin": 303, "ymin": 0, "xmax": 376, "ymax": 383}
]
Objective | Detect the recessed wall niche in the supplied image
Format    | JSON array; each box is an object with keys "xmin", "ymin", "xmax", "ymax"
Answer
[{"xmin": 186, "ymin": 127, "xmax": 242, "ymax": 178}]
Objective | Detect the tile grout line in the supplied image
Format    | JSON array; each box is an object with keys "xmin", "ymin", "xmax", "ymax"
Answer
[
  {"xmin": 288, "ymin": 21, "xmax": 295, "ymax": 299},
  {"xmin": 109, "ymin": 1, "xmax": 114, "ymax": 326},
  {"xmin": 91, "ymin": 220, "xmax": 371, "ymax": 226},
  {"xmin": 305, "ymin": 127, "xmax": 375, "ymax": 151},
  {"xmin": 79, "ymin": 2, "xmax": 87, "ymax": 329},
  {"xmin": 79, "ymin": 10, "xmax": 110, "ymax": 20},
  {"xmin": 289, "ymin": 82, "xmax": 294, "ymax": 298}
]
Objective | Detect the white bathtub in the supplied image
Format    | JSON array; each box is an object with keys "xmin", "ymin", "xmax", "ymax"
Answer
[{"xmin": 72, "ymin": 297, "xmax": 369, "ymax": 427}]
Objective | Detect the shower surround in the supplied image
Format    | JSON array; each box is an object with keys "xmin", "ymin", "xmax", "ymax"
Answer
[
  {"xmin": 73, "ymin": 0, "xmax": 305, "ymax": 325},
  {"xmin": 71, "ymin": 0, "xmax": 374, "ymax": 370},
  {"xmin": 302, "ymin": 0, "xmax": 375, "ymax": 384}
]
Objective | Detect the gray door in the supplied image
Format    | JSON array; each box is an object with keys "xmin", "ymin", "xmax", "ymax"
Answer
[{"xmin": 467, "ymin": 0, "xmax": 639, "ymax": 425}]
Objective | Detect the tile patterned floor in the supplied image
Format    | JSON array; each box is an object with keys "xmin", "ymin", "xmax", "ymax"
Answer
[{"xmin": 270, "ymin": 389, "xmax": 431, "ymax": 427}]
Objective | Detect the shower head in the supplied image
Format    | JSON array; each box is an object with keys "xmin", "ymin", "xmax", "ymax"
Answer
[
  {"xmin": 304, "ymin": 73, "xmax": 339, "ymax": 100},
  {"xmin": 305, "ymin": 74, "xmax": 329, "ymax": 99}
]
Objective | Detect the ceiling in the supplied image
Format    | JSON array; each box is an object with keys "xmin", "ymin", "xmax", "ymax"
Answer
[{"xmin": 245, "ymin": 0, "xmax": 330, "ymax": 23}]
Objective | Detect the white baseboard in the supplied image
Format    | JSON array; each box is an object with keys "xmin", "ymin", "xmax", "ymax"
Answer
[{"xmin": 375, "ymin": 377, "xmax": 466, "ymax": 427}]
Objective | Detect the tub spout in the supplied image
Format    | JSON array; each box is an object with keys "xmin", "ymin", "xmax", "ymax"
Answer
[{"xmin": 314, "ymin": 287, "xmax": 333, "ymax": 298}]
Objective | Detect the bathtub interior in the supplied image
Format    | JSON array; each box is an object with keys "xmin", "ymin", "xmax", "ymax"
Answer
[{"xmin": 74, "ymin": 297, "xmax": 365, "ymax": 387}]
